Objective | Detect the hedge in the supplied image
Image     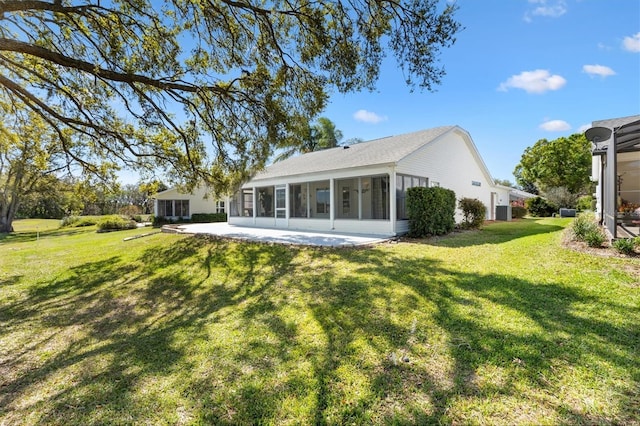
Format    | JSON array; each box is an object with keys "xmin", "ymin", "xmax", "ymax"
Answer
[
  {"xmin": 407, "ymin": 186, "xmax": 456, "ymax": 237},
  {"xmin": 191, "ymin": 213, "xmax": 227, "ymax": 223}
]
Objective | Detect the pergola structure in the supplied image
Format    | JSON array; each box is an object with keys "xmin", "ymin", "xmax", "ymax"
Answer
[{"xmin": 586, "ymin": 115, "xmax": 640, "ymax": 239}]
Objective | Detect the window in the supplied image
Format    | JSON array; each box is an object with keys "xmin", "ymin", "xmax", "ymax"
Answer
[
  {"xmin": 396, "ymin": 174, "xmax": 428, "ymax": 220},
  {"xmin": 242, "ymin": 189, "xmax": 253, "ymax": 216},
  {"xmin": 157, "ymin": 199, "xmax": 173, "ymax": 217},
  {"xmin": 157, "ymin": 199, "xmax": 189, "ymax": 218},
  {"xmin": 229, "ymin": 190, "xmax": 253, "ymax": 217},
  {"xmin": 316, "ymin": 188, "xmax": 330, "ymax": 214},
  {"xmin": 257, "ymin": 186, "xmax": 274, "ymax": 217},
  {"xmin": 290, "ymin": 183, "xmax": 307, "ymax": 217},
  {"xmin": 175, "ymin": 200, "xmax": 189, "ymax": 217},
  {"xmin": 275, "ymin": 187, "xmax": 286, "ymax": 218},
  {"xmin": 336, "ymin": 178, "xmax": 358, "ymax": 219},
  {"xmin": 216, "ymin": 201, "xmax": 225, "ymax": 214}
]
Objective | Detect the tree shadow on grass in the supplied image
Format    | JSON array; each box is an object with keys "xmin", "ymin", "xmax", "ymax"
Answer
[
  {"xmin": 0, "ymin": 226, "xmax": 95, "ymax": 244},
  {"xmin": 1, "ymin": 235, "xmax": 638, "ymax": 424}
]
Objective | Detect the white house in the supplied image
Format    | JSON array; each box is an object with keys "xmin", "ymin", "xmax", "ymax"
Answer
[
  {"xmin": 587, "ymin": 115, "xmax": 640, "ymax": 238},
  {"xmin": 228, "ymin": 126, "xmax": 509, "ymax": 236},
  {"xmin": 154, "ymin": 185, "xmax": 226, "ymax": 220}
]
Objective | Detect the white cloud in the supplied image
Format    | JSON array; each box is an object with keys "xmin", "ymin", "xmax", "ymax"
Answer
[
  {"xmin": 597, "ymin": 42, "xmax": 612, "ymax": 51},
  {"xmin": 524, "ymin": 0, "xmax": 567, "ymax": 22},
  {"xmin": 577, "ymin": 123, "xmax": 592, "ymax": 133},
  {"xmin": 582, "ymin": 64, "xmax": 616, "ymax": 77},
  {"xmin": 539, "ymin": 119, "xmax": 571, "ymax": 131},
  {"xmin": 498, "ymin": 69, "xmax": 566, "ymax": 94},
  {"xmin": 623, "ymin": 32, "xmax": 640, "ymax": 52},
  {"xmin": 353, "ymin": 109, "xmax": 388, "ymax": 124}
]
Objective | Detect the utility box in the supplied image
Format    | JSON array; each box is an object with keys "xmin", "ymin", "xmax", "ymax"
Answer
[
  {"xmin": 496, "ymin": 205, "xmax": 512, "ymax": 221},
  {"xmin": 559, "ymin": 208, "xmax": 576, "ymax": 217}
]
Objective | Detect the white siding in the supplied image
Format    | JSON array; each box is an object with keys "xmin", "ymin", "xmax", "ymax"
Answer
[
  {"xmin": 397, "ymin": 129, "xmax": 494, "ymax": 222},
  {"xmin": 155, "ymin": 185, "xmax": 224, "ymax": 218}
]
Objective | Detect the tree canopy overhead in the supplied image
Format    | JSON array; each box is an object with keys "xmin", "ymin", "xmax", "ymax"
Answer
[{"xmin": 0, "ymin": 0, "xmax": 461, "ymax": 194}]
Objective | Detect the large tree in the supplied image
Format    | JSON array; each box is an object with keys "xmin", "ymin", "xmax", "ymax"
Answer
[
  {"xmin": 0, "ymin": 0, "xmax": 461, "ymax": 198},
  {"xmin": 0, "ymin": 100, "xmax": 115, "ymax": 232},
  {"xmin": 513, "ymin": 133, "xmax": 592, "ymax": 196},
  {"xmin": 275, "ymin": 116, "xmax": 344, "ymax": 161}
]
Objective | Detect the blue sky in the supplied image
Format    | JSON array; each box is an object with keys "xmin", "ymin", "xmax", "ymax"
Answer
[{"xmin": 322, "ymin": 0, "xmax": 640, "ymax": 183}]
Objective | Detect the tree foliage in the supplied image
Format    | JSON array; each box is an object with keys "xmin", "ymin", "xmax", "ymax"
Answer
[
  {"xmin": 0, "ymin": 100, "xmax": 113, "ymax": 232},
  {"xmin": 275, "ymin": 116, "xmax": 344, "ymax": 161},
  {"xmin": 513, "ymin": 134, "xmax": 592, "ymax": 195},
  {"xmin": 0, "ymin": 0, "xmax": 461, "ymax": 194}
]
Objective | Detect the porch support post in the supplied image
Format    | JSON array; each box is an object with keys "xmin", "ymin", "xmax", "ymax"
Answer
[
  {"xmin": 329, "ymin": 178, "xmax": 335, "ymax": 230},
  {"xmin": 390, "ymin": 170, "xmax": 397, "ymax": 235}
]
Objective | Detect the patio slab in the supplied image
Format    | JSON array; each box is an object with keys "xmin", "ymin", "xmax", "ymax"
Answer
[{"xmin": 171, "ymin": 222, "xmax": 392, "ymax": 247}]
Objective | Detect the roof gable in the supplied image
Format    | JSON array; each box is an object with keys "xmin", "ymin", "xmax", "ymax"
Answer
[{"xmin": 252, "ymin": 126, "xmax": 456, "ymax": 181}]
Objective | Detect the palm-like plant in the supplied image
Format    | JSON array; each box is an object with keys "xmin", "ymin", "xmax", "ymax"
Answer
[{"xmin": 275, "ymin": 117, "xmax": 343, "ymax": 162}]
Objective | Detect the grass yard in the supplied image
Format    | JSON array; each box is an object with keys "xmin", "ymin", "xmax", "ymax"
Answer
[{"xmin": 1, "ymin": 218, "xmax": 638, "ymax": 425}]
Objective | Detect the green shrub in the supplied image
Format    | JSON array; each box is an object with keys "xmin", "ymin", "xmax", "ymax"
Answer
[
  {"xmin": 612, "ymin": 238, "xmax": 636, "ymax": 255},
  {"xmin": 458, "ymin": 197, "xmax": 486, "ymax": 229},
  {"xmin": 571, "ymin": 212, "xmax": 599, "ymax": 241},
  {"xmin": 407, "ymin": 186, "xmax": 456, "ymax": 237},
  {"xmin": 525, "ymin": 196, "xmax": 558, "ymax": 217},
  {"xmin": 96, "ymin": 215, "xmax": 137, "ymax": 232},
  {"xmin": 60, "ymin": 215, "xmax": 100, "ymax": 228},
  {"xmin": 584, "ymin": 228, "xmax": 606, "ymax": 248},
  {"xmin": 191, "ymin": 213, "xmax": 227, "ymax": 223},
  {"xmin": 576, "ymin": 195, "xmax": 594, "ymax": 212},
  {"xmin": 152, "ymin": 215, "xmax": 172, "ymax": 226},
  {"xmin": 512, "ymin": 206, "xmax": 527, "ymax": 219}
]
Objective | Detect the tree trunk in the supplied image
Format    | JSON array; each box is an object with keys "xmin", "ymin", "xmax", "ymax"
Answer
[{"xmin": 0, "ymin": 196, "xmax": 18, "ymax": 233}]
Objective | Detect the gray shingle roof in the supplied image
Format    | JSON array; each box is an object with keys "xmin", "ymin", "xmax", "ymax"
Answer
[
  {"xmin": 593, "ymin": 115, "xmax": 640, "ymax": 129},
  {"xmin": 252, "ymin": 126, "xmax": 456, "ymax": 182}
]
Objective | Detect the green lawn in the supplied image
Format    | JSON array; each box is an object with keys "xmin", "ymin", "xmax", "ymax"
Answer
[{"xmin": 1, "ymin": 218, "xmax": 638, "ymax": 425}]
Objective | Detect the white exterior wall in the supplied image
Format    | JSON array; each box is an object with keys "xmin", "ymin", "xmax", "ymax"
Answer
[
  {"xmin": 154, "ymin": 186, "xmax": 223, "ymax": 218},
  {"xmin": 592, "ymin": 155, "xmax": 602, "ymax": 221},
  {"xmin": 397, "ymin": 129, "xmax": 495, "ymax": 226}
]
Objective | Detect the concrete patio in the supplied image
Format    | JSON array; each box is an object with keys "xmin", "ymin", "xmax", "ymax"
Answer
[{"xmin": 166, "ymin": 222, "xmax": 392, "ymax": 247}]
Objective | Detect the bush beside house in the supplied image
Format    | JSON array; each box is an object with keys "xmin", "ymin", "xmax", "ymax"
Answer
[
  {"xmin": 407, "ymin": 186, "xmax": 456, "ymax": 237},
  {"xmin": 458, "ymin": 198, "xmax": 486, "ymax": 229}
]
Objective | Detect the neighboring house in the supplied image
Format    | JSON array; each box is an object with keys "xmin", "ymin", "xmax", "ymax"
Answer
[
  {"xmin": 228, "ymin": 126, "xmax": 510, "ymax": 236},
  {"xmin": 587, "ymin": 115, "xmax": 640, "ymax": 238},
  {"xmin": 493, "ymin": 185, "xmax": 536, "ymax": 206},
  {"xmin": 153, "ymin": 185, "xmax": 226, "ymax": 220}
]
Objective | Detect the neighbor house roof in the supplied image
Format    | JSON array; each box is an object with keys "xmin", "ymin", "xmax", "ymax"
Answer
[{"xmin": 251, "ymin": 126, "xmax": 457, "ymax": 182}]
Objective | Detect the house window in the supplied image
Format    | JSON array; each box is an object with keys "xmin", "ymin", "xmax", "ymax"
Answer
[
  {"xmin": 242, "ymin": 189, "xmax": 253, "ymax": 216},
  {"xmin": 275, "ymin": 186, "xmax": 286, "ymax": 218},
  {"xmin": 175, "ymin": 200, "xmax": 189, "ymax": 217},
  {"xmin": 316, "ymin": 188, "xmax": 330, "ymax": 214},
  {"xmin": 472, "ymin": 181, "xmax": 482, "ymax": 187},
  {"xmin": 396, "ymin": 174, "xmax": 428, "ymax": 220},
  {"xmin": 215, "ymin": 201, "xmax": 225, "ymax": 214},
  {"xmin": 157, "ymin": 199, "xmax": 189, "ymax": 218},
  {"xmin": 257, "ymin": 186, "xmax": 274, "ymax": 217},
  {"xmin": 336, "ymin": 178, "xmax": 358, "ymax": 219},
  {"xmin": 290, "ymin": 183, "xmax": 307, "ymax": 218},
  {"xmin": 157, "ymin": 199, "xmax": 173, "ymax": 217}
]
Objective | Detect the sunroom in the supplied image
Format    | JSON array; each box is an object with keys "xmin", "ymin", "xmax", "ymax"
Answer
[{"xmin": 587, "ymin": 115, "xmax": 640, "ymax": 239}]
